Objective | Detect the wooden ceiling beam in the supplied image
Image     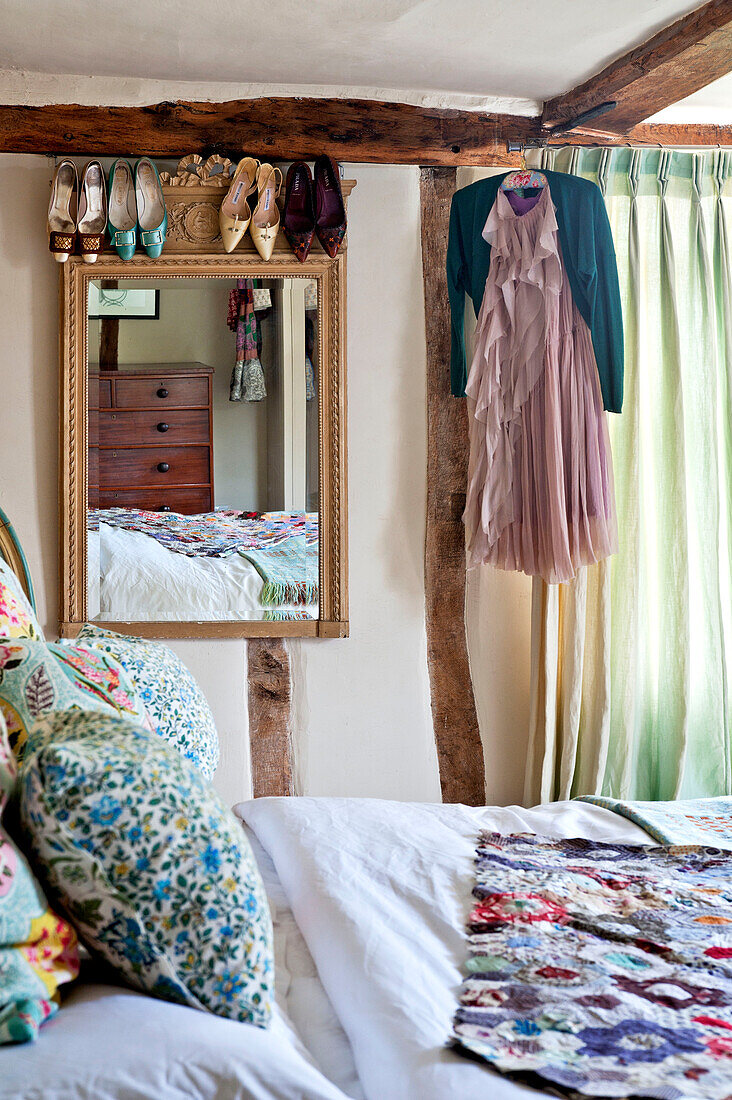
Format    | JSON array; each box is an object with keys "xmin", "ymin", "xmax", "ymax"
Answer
[
  {"xmin": 0, "ymin": 95, "xmax": 729, "ymax": 167},
  {"xmin": 0, "ymin": 97, "xmax": 536, "ymax": 166},
  {"xmin": 542, "ymin": 0, "xmax": 732, "ymax": 135},
  {"xmin": 549, "ymin": 121, "xmax": 732, "ymax": 146}
]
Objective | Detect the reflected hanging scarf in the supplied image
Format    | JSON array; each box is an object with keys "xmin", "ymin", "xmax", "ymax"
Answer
[{"xmin": 228, "ymin": 278, "xmax": 266, "ymax": 402}]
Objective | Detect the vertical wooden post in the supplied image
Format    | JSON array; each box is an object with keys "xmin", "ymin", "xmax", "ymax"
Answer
[
  {"xmin": 99, "ymin": 279, "xmax": 119, "ymax": 370},
  {"xmin": 247, "ymin": 638, "xmax": 294, "ymax": 797},
  {"xmin": 420, "ymin": 166, "xmax": 485, "ymax": 806}
]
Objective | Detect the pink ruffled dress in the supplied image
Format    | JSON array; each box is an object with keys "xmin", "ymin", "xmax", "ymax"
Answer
[{"xmin": 463, "ymin": 184, "xmax": 618, "ymax": 584}]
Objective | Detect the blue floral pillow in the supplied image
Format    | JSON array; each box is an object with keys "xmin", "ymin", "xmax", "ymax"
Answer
[
  {"xmin": 72, "ymin": 626, "xmax": 219, "ymax": 781},
  {"xmin": 19, "ymin": 710, "xmax": 273, "ymax": 1026}
]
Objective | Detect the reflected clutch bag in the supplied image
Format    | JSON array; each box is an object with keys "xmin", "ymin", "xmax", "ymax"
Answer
[
  {"xmin": 243, "ymin": 359, "xmax": 266, "ymax": 402},
  {"xmin": 252, "ymin": 287, "xmax": 271, "ymax": 310},
  {"xmin": 229, "ymin": 361, "xmax": 244, "ymax": 401}
]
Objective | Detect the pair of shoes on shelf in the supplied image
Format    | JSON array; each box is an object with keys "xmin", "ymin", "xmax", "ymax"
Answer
[
  {"xmin": 47, "ymin": 160, "xmax": 107, "ymax": 263},
  {"xmin": 219, "ymin": 159, "xmax": 284, "ymax": 261},
  {"xmin": 108, "ymin": 158, "xmax": 167, "ymax": 260},
  {"xmin": 283, "ymin": 156, "xmax": 347, "ymax": 262}
]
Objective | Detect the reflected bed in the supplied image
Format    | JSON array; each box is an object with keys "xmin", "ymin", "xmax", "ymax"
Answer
[{"xmin": 87, "ymin": 508, "xmax": 319, "ymax": 622}]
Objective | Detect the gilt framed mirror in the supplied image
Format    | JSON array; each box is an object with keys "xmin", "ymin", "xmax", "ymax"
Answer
[{"xmin": 59, "ymin": 253, "xmax": 347, "ymax": 638}]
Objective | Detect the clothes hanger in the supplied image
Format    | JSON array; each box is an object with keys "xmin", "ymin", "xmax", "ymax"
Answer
[{"xmin": 500, "ymin": 147, "xmax": 548, "ymax": 196}]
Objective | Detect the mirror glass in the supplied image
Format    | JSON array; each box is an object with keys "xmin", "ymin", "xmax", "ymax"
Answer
[{"xmin": 86, "ymin": 276, "xmax": 319, "ymax": 622}]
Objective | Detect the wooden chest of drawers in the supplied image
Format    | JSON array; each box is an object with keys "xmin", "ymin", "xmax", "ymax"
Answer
[{"xmin": 89, "ymin": 362, "xmax": 214, "ymax": 515}]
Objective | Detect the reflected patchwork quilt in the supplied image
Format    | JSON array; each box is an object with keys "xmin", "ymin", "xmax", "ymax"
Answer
[{"xmin": 87, "ymin": 508, "xmax": 318, "ymax": 556}]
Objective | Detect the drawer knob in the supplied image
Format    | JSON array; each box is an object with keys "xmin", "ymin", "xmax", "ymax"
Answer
[
  {"xmin": 157, "ymin": 422, "xmax": 169, "ymax": 433},
  {"xmin": 157, "ymin": 462, "xmax": 170, "ymax": 473},
  {"xmin": 157, "ymin": 387, "xmax": 169, "ymax": 398},
  {"xmin": 159, "ymin": 505, "xmax": 171, "ymax": 512}
]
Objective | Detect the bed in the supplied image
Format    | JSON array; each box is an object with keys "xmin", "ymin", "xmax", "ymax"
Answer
[
  {"xmin": 0, "ymin": 824, "xmax": 361, "ymax": 1100},
  {"xmin": 2, "ymin": 512, "xmax": 728, "ymax": 1100},
  {"xmin": 1, "ymin": 796, "xmax": 657, "ymax": 1100},
  {"xmin": 87, "ymin": 508, "xmax": 319, "ymax": 622}
]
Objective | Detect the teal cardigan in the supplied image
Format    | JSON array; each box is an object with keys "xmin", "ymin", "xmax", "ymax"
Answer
[{"xmin": 447, "ymin": 170, "xmax": 624, "ymax": 413}]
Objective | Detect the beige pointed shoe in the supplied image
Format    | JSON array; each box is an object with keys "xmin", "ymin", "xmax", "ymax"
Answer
[
  {"xmin": 218, "ymin": 157, "xmax": 259, "ymax": 253},
  {"xmin": 250, "ymin": 164, "xmax": 283, "ymax": 261},
  {"xmin": 47, "ymin": 159, "xmax": 78, "ymax": 262},
  {"xmin": 77, "ymin": 160, "xmax": 107, "ymax": 263}
]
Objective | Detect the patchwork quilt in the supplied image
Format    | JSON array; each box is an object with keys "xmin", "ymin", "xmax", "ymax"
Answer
[
  {"xmin": 452, "ymin": 831, "xmax": 732, "ymax": 1098},
  {"xmin": 580, "ymin": 795, "xmax": 732, "ymax": 849}
]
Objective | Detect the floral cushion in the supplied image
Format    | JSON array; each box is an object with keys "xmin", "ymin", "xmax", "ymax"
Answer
[
  {"xmin": 0, "ymin": 713, "xmax": 79, "ymax": 1044},
  {"xmin": 0, "ymin": 639, "xmax": 152, "ymax": 760},
  {"xmin": 74, "ymin": 625, "xmax": 219, "ymax": 780},
  {"xmin": 19, "ymin": 710, "xmax": 273, "ymax": 1026},
  {"xmin": 0, "ymin": 559, "xmax": 43, "ymax": 641}
]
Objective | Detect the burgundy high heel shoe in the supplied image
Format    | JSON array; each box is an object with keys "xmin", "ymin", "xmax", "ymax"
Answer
[
  {"xmin": 283, "ymin": 161, "xmax": 316, "ymax": 263},
  {"xmin": 314, "ymin": 155, "xmax": 346, "ymax": 258}
]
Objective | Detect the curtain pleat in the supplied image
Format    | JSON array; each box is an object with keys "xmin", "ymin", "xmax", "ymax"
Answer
[
  {"xmin": 525, "ymin": 147, "xmax": 732, "ymax": 804},
  {"xmin": 606, "ymin": 149, "xmax": 642, "ymax": 799}
]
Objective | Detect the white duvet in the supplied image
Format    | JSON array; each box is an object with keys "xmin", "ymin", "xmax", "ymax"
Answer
[
  {"xmin": 0, "ymin": 980, "xmax": 351, "ymax": 1100},
  {"xmin": 0, "ymin": 825, "xmax": 360, "ymax": 1100},
  {"xmin": 237, "ymin": 797, "xmax": 654, "ymax": 1100},
  {"xmin": 88, "ymin": 526, "xmax": 317, "ymax": 622}
]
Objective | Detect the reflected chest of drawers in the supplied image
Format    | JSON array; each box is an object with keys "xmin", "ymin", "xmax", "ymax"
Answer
[{"xmin": 88, "ymin": 362, "xmax": 214, "ymax": 515}]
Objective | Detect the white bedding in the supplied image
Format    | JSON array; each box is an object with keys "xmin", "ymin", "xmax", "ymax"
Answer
[
  {"xmin": 0, "ymin": 825, "xmax": 360, "ymax": 1100},
  {"xmin": 88, "ymin": 525, "xmax": 317, "ymax": 622},
  {"xmin": 0, "ymin": 980, "xmax": 350, "ymax": 1100},
  {"xmin": 236, "ymin": 797, "xmax": 655, "ymax": 1100},
  {"xmin": 244, "ymin": 826, "xmax": 364, "ymax": 1100}
]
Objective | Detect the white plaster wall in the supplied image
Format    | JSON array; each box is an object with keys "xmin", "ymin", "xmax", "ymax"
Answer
[
  {"xmin": 291, "ymin": 163, "xmax": 441, "ymax": 801},
  {"xmin": 0, "ymin": 155, "xmax": 59, "ymax": 635}
]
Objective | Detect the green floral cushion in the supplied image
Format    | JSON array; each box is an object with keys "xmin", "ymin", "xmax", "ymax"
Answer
[
  {"xmin": 0, "ymin": 639, "xmax": 153, "ymax": 760},
  {"xmin": 73, "ymin": 625, "xmax": 219, "ymax": 780},
  {"xmin": 19, "ymin": 710, "xmax": 273, "ymax": 1026},
  {"xmin": 0, "ymin": 713, "xmax": 79, "ymax": 1044},
  {"xmin": 0, "ymin": 560, "xmax": 43, "ymax": 641}
]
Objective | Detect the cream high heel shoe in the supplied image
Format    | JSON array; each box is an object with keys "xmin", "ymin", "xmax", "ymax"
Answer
[
  {"xmin": 250, "ymin": 164, "xmax": 283, "ymax": 261},
  {"xmin": 77, "ymin": 160, "xmax": 107, "ymax": 264},
  {"xmin": 47, "ymin": 159, "xmax": 78, "ymax": 262},
  {"xmin": 219, "ymin": 157, "xmax": 259, "ymax": 253}
]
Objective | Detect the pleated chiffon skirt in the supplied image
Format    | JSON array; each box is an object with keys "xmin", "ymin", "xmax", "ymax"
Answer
[{"xmin": 464, "ymin": 185, "xmax": 618, "ymax": 585}]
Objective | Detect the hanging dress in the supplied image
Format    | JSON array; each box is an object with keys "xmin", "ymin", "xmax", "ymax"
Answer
[{"xmin": 463, "ymin": 184, "xmax": 618, "ymax": 585}]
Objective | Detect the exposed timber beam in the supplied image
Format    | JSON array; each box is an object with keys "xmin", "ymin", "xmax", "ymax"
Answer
[
  {"xmin": 0, "ymin": 97, "xmax": 535, "ymax": 166},
  {"xmin": 420, "ymin": 165, "xmax": 485, "ymax": 806},
  {"xmin": 247, "ymin": 639, "xmax": 294, "ymax": 798},
  {"xmin": 549, "ymin": 121, "xmax": 732, "ymax": 146},
  {"xmin": 543, "ymin": 0, "xmax": 732, "ymax": 135},
  {"xmin": 0, "ymin": 93, "xmax": 729, "ymax": 172}
]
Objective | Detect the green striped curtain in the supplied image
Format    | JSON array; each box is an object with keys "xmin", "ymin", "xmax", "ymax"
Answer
[{"xmin": 525, "ymin": 147, "xmax": 732, "ymax": 803}]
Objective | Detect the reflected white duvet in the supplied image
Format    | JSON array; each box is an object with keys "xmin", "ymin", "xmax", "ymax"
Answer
[
  {"xmin": 236, "ymin": 797, "xmax": 654, "ymax": 1100},
  {"xmin": 88, "ymin": 526, "xmax": 316, "ymax": 622}
]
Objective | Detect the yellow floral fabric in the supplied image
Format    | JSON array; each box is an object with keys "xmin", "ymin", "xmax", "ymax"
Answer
[{"xmin": 0, "ymin": 714, "xmax": 79, "ymax": 1044}]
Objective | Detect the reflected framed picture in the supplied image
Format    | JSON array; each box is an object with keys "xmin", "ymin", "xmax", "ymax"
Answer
[{"xmin": 88, "ymin": 284, "xmax": 160, "ymax": 320}]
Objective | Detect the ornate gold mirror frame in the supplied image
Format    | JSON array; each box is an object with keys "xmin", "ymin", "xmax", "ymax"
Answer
[{"xmin": 59, "ymin": 252, "xmax": 347, "ymax": 639}]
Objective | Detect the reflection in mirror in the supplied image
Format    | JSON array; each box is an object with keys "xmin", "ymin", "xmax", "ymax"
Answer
[{"xmin": 86, "ymin": 277, "xmax": 319, "ymax": 622}]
